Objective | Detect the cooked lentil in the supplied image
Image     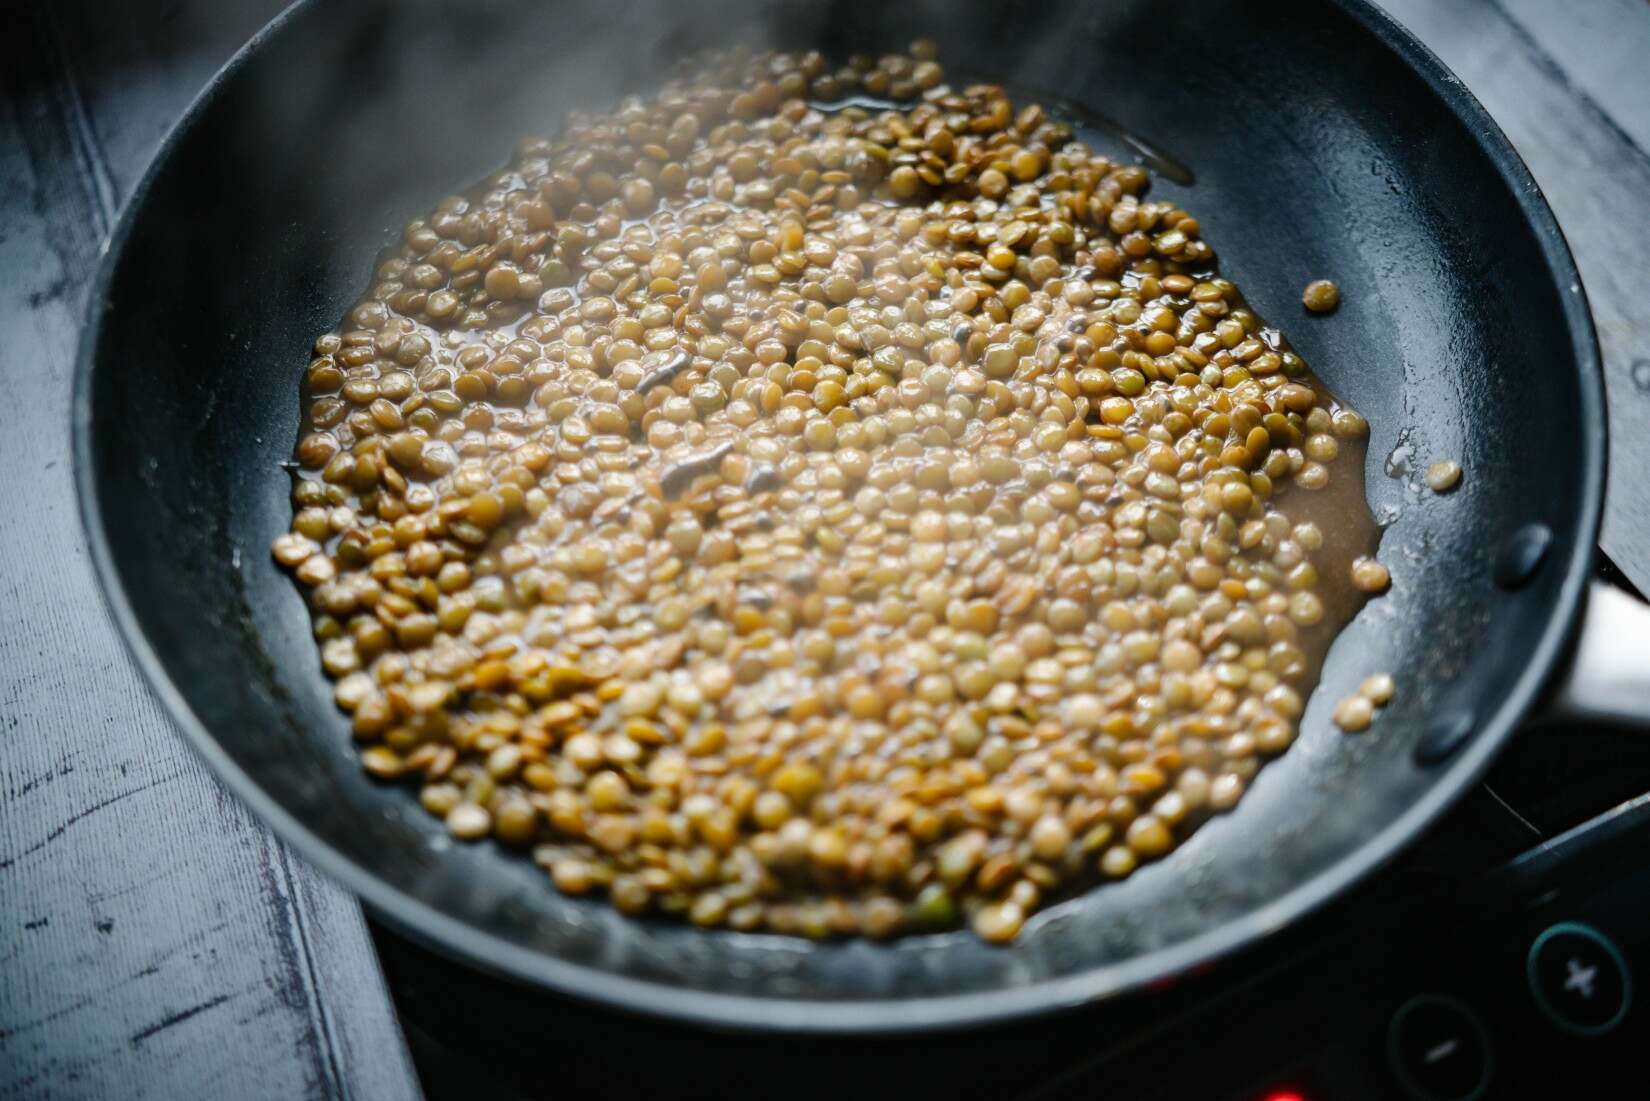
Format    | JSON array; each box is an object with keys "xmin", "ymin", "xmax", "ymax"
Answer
[
  {"xmin": 1349, "ymin": 556, "xmax": 1390, "ymax": 593},
  {"xmin": 1424, "ymin": 459, "xmax": 1462, "ymax": 493},
  {"xmin": 1302, "ymin": 279, "xmax": 1340, "ymax": 313},
  {"xmin": 275, "ymin": 43, "xmax": 1383, "ymax": 942},
  {"xmin": 1358, "ymin": 672, "xmax": 1396, "ymax": 706},
  {"xmin": 1331, "ymin": 694, "xmax": 1374, "ymax": 732}
]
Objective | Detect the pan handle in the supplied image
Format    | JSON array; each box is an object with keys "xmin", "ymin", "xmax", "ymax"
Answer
[{"xmin": 1547, "ymin": 582, "xmax": 1650, "ymax": 725}]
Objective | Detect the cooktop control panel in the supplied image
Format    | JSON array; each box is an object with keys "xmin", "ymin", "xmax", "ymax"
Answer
[
  {"xmin": 375, "ymin": 717, "xmax": 1650, "ymax": 1101},
  {"xmin": 1226, "ymin": 901, "xmax": 1642, "ymax": 1101},
  {"xmin": 1034, "ymin": 798, "xmax": 1650, "ymax": 1101}
]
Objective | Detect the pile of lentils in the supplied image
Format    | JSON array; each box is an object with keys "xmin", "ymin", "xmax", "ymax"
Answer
[{"xmin": 274, "ymin": 42, "xmax": 1379, "ymax": 943}]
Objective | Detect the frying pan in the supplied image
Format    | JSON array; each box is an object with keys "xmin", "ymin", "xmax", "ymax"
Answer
[{"xmin": 73, "ymin": 0, "xmax": 1650, "ymax": 1031}]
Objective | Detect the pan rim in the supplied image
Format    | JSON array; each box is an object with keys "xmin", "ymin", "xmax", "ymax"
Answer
[{"xmin": 71, "ymin": 0, "xmax": 1607, "ymax": 1033}]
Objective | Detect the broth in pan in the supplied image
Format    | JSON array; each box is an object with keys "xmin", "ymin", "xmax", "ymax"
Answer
[{"xmin": 273, "ymin": 42, "xmax": 1384, "ymax": 942}]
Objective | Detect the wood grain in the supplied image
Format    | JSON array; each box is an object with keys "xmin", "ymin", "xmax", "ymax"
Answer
[
  {"xmin": 0, "ymin": 3, "xmax": 418, "ymax": 1098},
  {"xmin": 1497, "ymin": 0, "xmax": 1650, "ymax": 155}
]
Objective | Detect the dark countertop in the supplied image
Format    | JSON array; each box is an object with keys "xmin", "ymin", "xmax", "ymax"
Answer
[{"xmin": 3, "ymin": 1, "xmax": 1647, "ymax": 1097}]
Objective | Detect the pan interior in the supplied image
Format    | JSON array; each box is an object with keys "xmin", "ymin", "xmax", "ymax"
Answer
[{"xmin": 78, "ymin": 0, "xmax": 1600, "ymax": 1024}]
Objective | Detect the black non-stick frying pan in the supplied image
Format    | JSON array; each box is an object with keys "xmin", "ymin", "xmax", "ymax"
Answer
[{"xmin": 73, "ymin": 0, "xmax": 1650, "ymax": 1031}]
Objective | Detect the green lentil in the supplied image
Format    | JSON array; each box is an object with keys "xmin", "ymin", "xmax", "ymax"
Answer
[{"xmin": 275, "ymin": 41, "xmax": 1383, "ymax": 945}]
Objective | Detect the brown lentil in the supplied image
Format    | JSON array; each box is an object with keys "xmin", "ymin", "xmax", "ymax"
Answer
[
  {"xmin": 1302, "ymin": 279, "xmax": 1340, "ymax": 313},
  {"xmin": 1349, "ymin": 557, "xmax": 1390, "ymax": 594},
  {"xmin": 1424, "ymin": 459, "xmax": 1462, "ymax": 493},
  {"xmin": 1359, "ymin": 672, "xmax": 1396, "ymax": 706},
  {"xmin": 275, "ymin": 42, "xmax": 1383, "ymax": 944},
  {"xmin": 1332, "ymin": 693, "xmax": 1375, "ymax": 732}
]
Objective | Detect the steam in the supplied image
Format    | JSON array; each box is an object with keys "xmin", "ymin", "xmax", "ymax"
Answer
[{"xmin": 232, "ymin": 0, "xmax": 1182, "ymax": 261}]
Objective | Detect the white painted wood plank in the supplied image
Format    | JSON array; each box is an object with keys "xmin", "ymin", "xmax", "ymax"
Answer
[
  {"xmin": 1497, "ymin": 0, "xmax": 1650, "ymax": 157},
  {"xmin": 0, "ymin": 5, "xmax": 420, "ymax": 1097}
]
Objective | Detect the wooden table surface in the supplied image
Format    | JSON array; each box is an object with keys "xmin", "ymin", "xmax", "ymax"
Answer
[
  {"xmin": 0, "ymin": 3, "xmax": 417, "ymax": 1099},
  {"xmin": 2, "ymin": 1, "xmax": 1646, "ymax": 1098}
]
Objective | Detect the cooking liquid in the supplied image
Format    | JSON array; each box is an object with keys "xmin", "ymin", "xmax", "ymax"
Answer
[
  {"xmin": 292, "ymin": 96, "xmax": 1381, "ymax": 770},
  {"xmin": 284, "ymin": 70, "xmax": 1385, "ymax": 936}
]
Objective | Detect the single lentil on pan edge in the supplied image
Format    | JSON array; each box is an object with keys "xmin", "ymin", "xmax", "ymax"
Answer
[
  {"xmin": 1425, "ymin": 459, "xmax": 1462, "ymax": 493},
  {"xmin": 1302, "ymin": 280, "xmax": 1340, "ymax": 314},
  {"xmin": 1349, "ymin": 556, "xmax": 1389, "ymax": 594},
  {"xmin": 1331, "ymin": 694, "xmax": 1374, "ymax": 732},
  {"xmin": 274, "ymin": 43, "xmax": 1382, "ymax": 943},
  {"xmin": 1359, "ymin": 673, "xmax": 1396, "ymax": 706}
]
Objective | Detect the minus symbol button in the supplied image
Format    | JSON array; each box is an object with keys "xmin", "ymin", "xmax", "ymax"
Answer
[{"xmin": 1424, "ymin": 1038, "xmax": 1460, "ymax": 1065}]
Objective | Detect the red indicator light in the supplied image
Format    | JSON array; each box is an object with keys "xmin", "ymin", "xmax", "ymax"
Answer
[{"xmin": 1263, "ymin": 1093, "xmax": 1306, "ymax": 1101}]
